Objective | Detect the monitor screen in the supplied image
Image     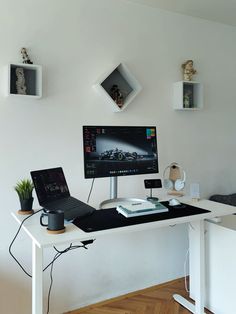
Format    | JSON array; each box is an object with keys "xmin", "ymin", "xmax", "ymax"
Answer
[{"xmin": 83, "ymin": 126, "xmax": 159, "ymax": 179}]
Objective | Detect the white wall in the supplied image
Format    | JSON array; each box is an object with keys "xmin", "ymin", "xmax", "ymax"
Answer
[{"xmin": 1, "ymin": 0, "xmax": 236, "ymax": 313}]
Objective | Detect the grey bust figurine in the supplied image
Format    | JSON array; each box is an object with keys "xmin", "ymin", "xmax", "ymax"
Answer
[{"xmin": 21, "ymin": 47, "xmax": 33, "ymax": 64}]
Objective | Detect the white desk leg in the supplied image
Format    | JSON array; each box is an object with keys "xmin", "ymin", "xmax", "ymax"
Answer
[
  {"xmin": 32, "ymin": 242, "xmax": 43, "ymax": 314},
  {"xmin": 173, "ymin": 219, "xmax": 206, "ymax": 314}
]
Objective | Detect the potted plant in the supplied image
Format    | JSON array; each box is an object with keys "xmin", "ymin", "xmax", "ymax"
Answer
[{"xmin": 14, "ymin": 179, "xmax": 34, "ymax": 214}]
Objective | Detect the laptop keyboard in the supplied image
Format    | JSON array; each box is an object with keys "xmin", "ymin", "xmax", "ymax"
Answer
[
  {"xmin": 44, "ymin": 196, "xmax": 96, "ymax": 220},
  {"xmin": 46, "ymin": 197, "xmax": 82, "ymax": 211}
]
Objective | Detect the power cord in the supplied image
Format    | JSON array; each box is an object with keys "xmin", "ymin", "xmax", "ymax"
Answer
[
  {"xmin": 87, "ymin": 178, "xmax": 95, "ymax": 203},
  {"xmin": 184, "ymin": 222, "xmax": 195, "ymax": 293},
  {"xmin": 9, "ymin": 208, "xmax": 43, "ymax": 277},
  {"xmin": 184, "ymin": 248, "xmax": 190, "ymax": 293},
  {"xmin": 46, "ymin": 240, "xmax": 95, "ymax": 314},
  {"xmin": 184, "ymin": 222, "xmax": 207, "ymax": 294},
  {"xmin": 9, "ymin": 208, "xmax": 95, "ymax": 314}
]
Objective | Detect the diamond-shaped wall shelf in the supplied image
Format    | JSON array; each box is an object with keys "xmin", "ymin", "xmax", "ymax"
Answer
[{"xmin": 94, "ymin": 63, "xmax": 142, "ymax": 112}]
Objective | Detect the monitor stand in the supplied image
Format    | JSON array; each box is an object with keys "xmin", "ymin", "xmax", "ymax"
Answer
[
  {"xmin": 99, "ymin": 177, "xmax": 147, "ymax": 209},
  {"xmin": 146, "ymin": 188, "xmax": 159, "ymax": 202},
  {"xmin": 110, "ymin": 176, "xmax": 118, "ymax": 199}
]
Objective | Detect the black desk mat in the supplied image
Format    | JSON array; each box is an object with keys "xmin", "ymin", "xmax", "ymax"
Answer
[{"xmin": 73, "ymin": 202, "xmax": 210, "ymax": 233}]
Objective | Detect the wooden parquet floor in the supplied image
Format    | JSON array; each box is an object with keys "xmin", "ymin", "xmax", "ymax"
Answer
[{"xmin": 66, "ymin": 278, "xmax": 213, "ymax": 314}]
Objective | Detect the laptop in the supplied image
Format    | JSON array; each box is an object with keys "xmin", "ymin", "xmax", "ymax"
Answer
[{"xmin": 30, "ymin": 167, "xmax": 96, "ymax": 221}]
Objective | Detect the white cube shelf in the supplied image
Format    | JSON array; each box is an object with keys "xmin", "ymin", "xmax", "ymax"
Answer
[
  {"xmin": 94, "ymin": 63, "xmax": 142, "ymax": 112},
  {"xmin": 173, "ymin": 81, "xmax": 203, "ymax": 110},
  {"xmin": 7, "ymin": 63, "xmax": 42, "ymax": 99}
]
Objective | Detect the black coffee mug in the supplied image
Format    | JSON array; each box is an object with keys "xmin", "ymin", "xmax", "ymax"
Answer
[{"xmin": 40, "ymin": 210, "xmax": 64, "ymax": 231}]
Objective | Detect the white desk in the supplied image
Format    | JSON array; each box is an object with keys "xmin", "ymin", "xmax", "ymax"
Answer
[
  {"xmin": 12, "ymin": 199, "xmax": 236, "ymax": 314},
  {"xmin": 190, "ymin": 214, "xmax": 236, "ymax": 313}
]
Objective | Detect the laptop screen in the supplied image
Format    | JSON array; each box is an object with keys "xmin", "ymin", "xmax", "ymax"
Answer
[{"xmin": 31, "ymin": 167, "xmax": 70, "ymax": 205}]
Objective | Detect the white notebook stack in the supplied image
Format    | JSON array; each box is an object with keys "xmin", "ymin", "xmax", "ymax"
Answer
[{"xmin": 116, "ymin": 200, "xmax": 168, "ymax": 218}]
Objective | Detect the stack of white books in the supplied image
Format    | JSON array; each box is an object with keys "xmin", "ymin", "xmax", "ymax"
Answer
[{"xmin": 116, "ymin": 200, "xmax": 168, "ymax": 218}]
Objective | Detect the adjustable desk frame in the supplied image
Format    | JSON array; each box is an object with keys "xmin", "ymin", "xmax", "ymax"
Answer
[{"xmin": 12, "ymin": 199, "xmax": 236, "ymax": 314}]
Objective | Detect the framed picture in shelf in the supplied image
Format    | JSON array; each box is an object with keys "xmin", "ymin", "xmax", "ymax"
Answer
[{"xmin": 183, "ymin": 83, "xmax": 194, "ymax": 108}]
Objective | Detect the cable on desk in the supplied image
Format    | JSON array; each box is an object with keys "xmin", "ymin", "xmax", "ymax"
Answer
[
  {"xmin": 47, "ymin": 250, "xmax": 60, "ymax": 314},
  {"xmin": 9, "ymin": 208, "xmax": 43, "ymax": 278},
  {"xmin": 43, "ymin": 241, "xmax": 94, "ymax": 272},
  {"xmin": 9, "ymin": 208, "xmax": 96, "ymax": 274},
  {"xmin": 189, "ymin": 222, "xmax": 195, "ymax": 230},
  {"xmin": 9, "ymin": 208, "xmax": 95, "ymax": 314},
  {"xmin": 46, "ymin": 240, "xmax": 95, "ymax": 314},
  {"xmin": 184, "ymin": 248, "xmax": 190, "ymax": 292},
  {"xmin": 183, "ymin": 223, "xmax": 194, "ymax": 293},
  {"xmin": 87, "ymin": 178, "xmax": 95, "ymax": 203}
]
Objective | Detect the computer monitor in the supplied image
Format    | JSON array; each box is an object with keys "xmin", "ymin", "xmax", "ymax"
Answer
[{"xmin": 83, "ymin": 126, "xmax": 158, "ymax": 202}]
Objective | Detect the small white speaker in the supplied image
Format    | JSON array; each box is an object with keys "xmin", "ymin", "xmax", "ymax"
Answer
[{"xmin": 190, "ymin": 183, "xmax": 200, "ymax": 200}]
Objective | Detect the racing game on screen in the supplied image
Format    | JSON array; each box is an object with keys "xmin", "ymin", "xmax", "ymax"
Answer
[{"xmin": 83, "ymin": 126, "xmax": 159, "ymax": 179}]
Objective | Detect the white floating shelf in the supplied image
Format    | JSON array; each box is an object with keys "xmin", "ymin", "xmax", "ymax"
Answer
[
  {"xmin": 7, "ymin": 63, "xmax": 42, "ymax": 99},
  {"xmin": 173, "ymin": 81, "xmax": 203, "ymax": 110},
  {"xmin": 94, "ymin": 63, "xmax": 142, "ymax": 112}
]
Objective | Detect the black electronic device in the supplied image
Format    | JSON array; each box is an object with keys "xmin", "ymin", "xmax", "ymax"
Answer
[
  {"xmin": 144, "ymin": 179, "xmax": 162, "ymax": 189},
  {"xmin": 31, "ymin": 167, "xmax": 96, "ymax": 221},
  {"xmin": 83, "ymin": 126, "xmax": 159, "ymax": 201},
  {"xmin": 144, "ymin": 179, "xmax": 162, "ymax": 201}
]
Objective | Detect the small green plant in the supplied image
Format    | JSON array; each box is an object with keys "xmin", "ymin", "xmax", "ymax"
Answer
[{"xmin": 14, "ymin": 179, "xmax": 34, "ymax": 200}]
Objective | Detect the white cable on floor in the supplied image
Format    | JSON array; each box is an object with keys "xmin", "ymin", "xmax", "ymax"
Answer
[{"xmin": 184, "ymin": 247, "xmax": 190, "ymax": 292}]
